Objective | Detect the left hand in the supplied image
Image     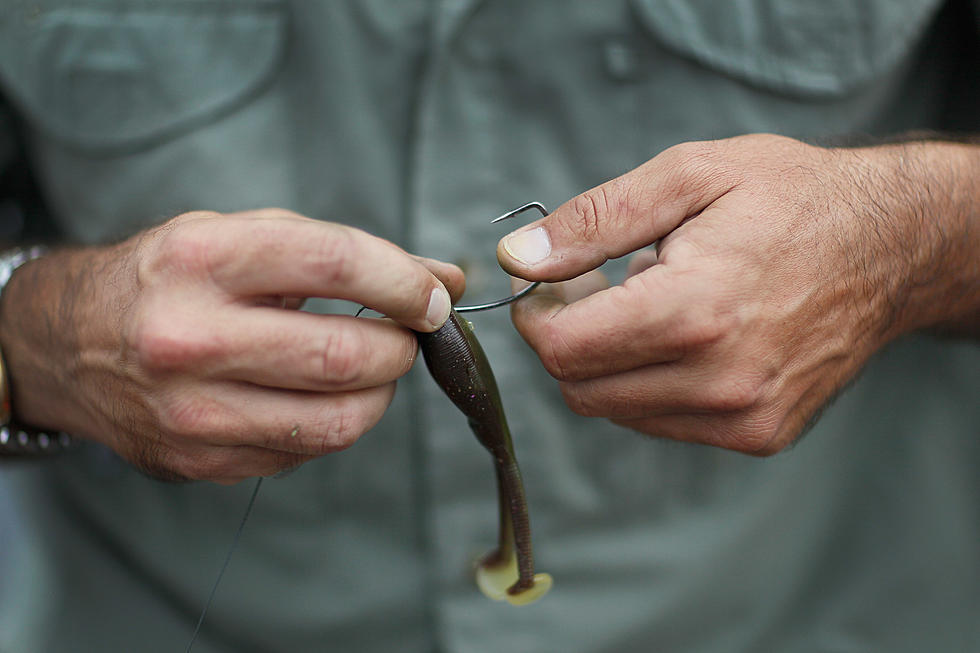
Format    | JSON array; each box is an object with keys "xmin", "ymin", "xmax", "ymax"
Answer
[
  {"xmin": 496, "ymin": 134, "xmax": 979, "ymax": 454},
  {"xmin": 0, "ymin": 209, "xmax": 465, "ymax": 482}
]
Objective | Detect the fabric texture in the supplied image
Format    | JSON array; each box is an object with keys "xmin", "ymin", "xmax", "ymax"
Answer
[{"xmin": 0, "ymin": 1, "xmax": 977, "ymax": 651}]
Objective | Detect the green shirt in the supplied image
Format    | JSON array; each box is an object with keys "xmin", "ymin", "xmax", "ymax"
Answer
[{"xmin": 0, "ymin": 1, "xmax": 977, "ymax": 651}]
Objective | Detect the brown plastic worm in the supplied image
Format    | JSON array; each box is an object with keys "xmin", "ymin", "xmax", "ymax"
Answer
[{"xmin": 417, "ymin": 309, "xmax": 551, "ymax": 605}]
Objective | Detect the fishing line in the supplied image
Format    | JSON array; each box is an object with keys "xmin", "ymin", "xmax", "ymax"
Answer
[{"xmin": 185, "ymin": 476, "xmax": 264, "ymax": 653}]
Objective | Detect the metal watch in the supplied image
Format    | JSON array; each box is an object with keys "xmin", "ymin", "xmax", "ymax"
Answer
[{"xmin": 0, "ymin": 245, "xmax": 75, "ymax": 457}]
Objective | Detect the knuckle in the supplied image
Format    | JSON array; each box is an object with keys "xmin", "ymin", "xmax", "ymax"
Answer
[
  {"xmin": 662, "ymin": 140, "xmax": 732, "ymax": 194},
  {"xmin": 537, "ymin": 319, "xmax": 578, "ymax": 382},
  {"xmin": 667, "ymin": 140, "xmax": 720, "ymax": 170},
  {"xmin": 309, "ymin": 391, "xmax": 385, "ymax": 454},
  {"xmin": 559, "ymin": 382, "xmax": 603, "ymax": 417},
  {"xmin": 149, "ymin": 218, "xmax": 215, "ymax": 278},
  {"xmin": 725, "ymin": 423, "xmax": 781, "ymax": 456},
  {"xmin": 316, "ymin": 328, "xmax": 364, "ymax": 387},
  {"xmin": 672, "ymin": 306, "xmax": 731, "ymax": 352},
  {"xmin": 129, "ymin": 317, "xmax": 214, "ymax": 372},
  {"xmin": 316, "ymin": 404, "xmax": 362, "ymax": 452},
  {"xmin": 704, "ymin": 374, "xmax": 764, "ymax": 413},
  {"xmin": 179, "ymin": 452, "xmax": 229, "ymax": 481},
  {"xmin": 173, "ymin": 209, "xmax": 222, "ymax": 223},
  {"xmin": 561, "ymin": 181, "xmax": 640, "ymax": 251},
  {"xmin": 128, "ymin": 439, "xmax": 188, "ymax": 483},
  {"xmin": 711, "ymin": 405, "xmax": 783, "ymax": 455},
  {"xmin": 308, "ymin": 227, "xmax": 355, "ymax": 287},
  {"xmin": 566, "ymin": 187, "xmax": 611, "ymax": 242},
  {"xmin": 159, "ymin": 395, "xmax": 224, "ymax": 440},
  {"xmin": 266, "ymin": 451, "xmax": 311, "ymax": 475},
  {"xmin": 259, "ymin": 206, "xmax": 304, "ymax": 220}
]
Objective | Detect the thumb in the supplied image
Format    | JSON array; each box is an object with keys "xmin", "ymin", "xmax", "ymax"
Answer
[{"xmin": 496, "ymin": 140, "xmax": 739, "ymax": 281}]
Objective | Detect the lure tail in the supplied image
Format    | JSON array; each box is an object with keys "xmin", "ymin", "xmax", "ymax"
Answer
[{"xmin": 474, "ymin": 456, "xmax": 552, "ymax": 605}]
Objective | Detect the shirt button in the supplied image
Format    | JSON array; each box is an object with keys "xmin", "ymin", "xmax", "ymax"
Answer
[{"xmin": 603, "ymin": 38, "xmax": 644, "ymax": 82}]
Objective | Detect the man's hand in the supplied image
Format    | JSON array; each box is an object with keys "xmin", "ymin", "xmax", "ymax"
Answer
[
  {"xmin": 0, "ymin": 209, "xmax": 464, "ymax": 483},
  {"xmin": 497, "ymin": 134, "xmax": 979, "ymax": 454}
]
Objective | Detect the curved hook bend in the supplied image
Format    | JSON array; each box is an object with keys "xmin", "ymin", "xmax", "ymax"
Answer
[{"xmin": 454, "ymin": 202, "xmax": 547, "ymax": 313}]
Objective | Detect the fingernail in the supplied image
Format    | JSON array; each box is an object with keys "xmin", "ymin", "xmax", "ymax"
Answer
[
  {"xmin": 503, "ymin": 227, "xmax": 551, "ymax": 266},
  {"xmin": 426, "ymin": 287, "xmax": 451, "ymax": 328}
]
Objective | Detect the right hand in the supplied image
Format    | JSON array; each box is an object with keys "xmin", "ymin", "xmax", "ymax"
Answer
[{"xmin": 0, "ymin": 209, "xmax": 464, "ymax": 483}]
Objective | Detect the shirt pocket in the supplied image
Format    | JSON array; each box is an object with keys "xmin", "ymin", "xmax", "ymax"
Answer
[
  {"xmin": 0, "ymin": 0, "xmax": 287, "ymax": 155},
  {"xmin": 628, "ymin": 0, "xmax": 944, "ymax": 98}
]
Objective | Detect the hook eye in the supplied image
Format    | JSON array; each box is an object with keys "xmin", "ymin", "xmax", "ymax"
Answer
[{"xmin": 454, "ymin": 202, "xmax": 547, "ymax": 313}]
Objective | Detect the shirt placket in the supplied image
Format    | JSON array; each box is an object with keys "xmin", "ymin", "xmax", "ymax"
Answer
[{"xmin": 402, "ymin": 0, "xmax": 520, "ymax": 644}]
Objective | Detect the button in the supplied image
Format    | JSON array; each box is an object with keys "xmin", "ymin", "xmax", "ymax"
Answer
[{"xmin": 603, "ymin": 38, "xmax": 644, "ymax": 82}]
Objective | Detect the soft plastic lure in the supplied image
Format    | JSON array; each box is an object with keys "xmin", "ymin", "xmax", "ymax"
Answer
[{"xmin": 417, "ymin": 309, "xmax": 551, "ymax": 605}]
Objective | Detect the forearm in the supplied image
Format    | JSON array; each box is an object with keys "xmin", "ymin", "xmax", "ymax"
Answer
[
  {"xmin": 0, "ymin": 243, "xmax": 125, "ymax": 440},
  {"xmin": 844, "ymin": 139, "xmax": 980, "ymax": 340}
]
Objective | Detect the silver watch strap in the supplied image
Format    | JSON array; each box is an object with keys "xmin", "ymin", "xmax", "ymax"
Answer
[
  {"xmin": 0, "ymin": 245, "xmax": 48, "ymax": 292},
  {"xmin": 0, "ymin": 245, "xmax": 75, "ymax": 457}
]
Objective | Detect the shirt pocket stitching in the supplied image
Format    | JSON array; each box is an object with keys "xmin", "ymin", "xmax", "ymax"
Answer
[
  {"xmin": 628, "ymin": 0, "xmax": 945, "ymax": 98},
  {"xmin": 0, "ymin": 1, "xmax": 288, "ymax": 156}
]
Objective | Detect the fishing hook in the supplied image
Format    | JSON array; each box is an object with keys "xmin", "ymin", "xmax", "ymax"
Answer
[{"xmin": 453, "ymin": 201, "xmax": 547, "ymax": 313}]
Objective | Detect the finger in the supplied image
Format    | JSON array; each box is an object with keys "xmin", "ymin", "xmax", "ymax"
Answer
[
  {"xmin": 496, "ymin": 140, "xmax": 740, "ymax": 281},
  {"xmin": 227, "ymin": 312, "xmax": 418, "ymax": 391},
  {"xmin": 612, "ymin": 413, "xmax": 741, "ymax": 450},
  {"xmin": 557, "ymin": 357, "xmax": 757, "ymax": 420},
  {"xmin": 511, "ymin": 265, "xmax": 702, "ymax": 382},
  {"xmin": 164, "ymin": 381, "xmax": 395, "ymax": 455},
  {"xmin": 121, "ymin": 435, "xmax": 316, "ymax": 483},
  {"xmin": 167, "ymin": 308, "xmax": 418, "ymax": 391},
  {"xmin": 222, "ymin": 207, "xmax": 310, "ymax": 221},
  {"xmin": 175, "ymin": 445, "xmax": 318, "ymax": 484},
  {"xmin": 193, "ymin": 216, "xmax": 452, "ymax": 331},
  {"xmin": 513, "ymin": 269, "xmax": 610, "ymax": 304},
  {"xmin": 412, "ymin": 255, "xmax": 466, "ymax": 304},
  {"xmin": 611, "ymin": 411, "xmax": 783, "ymax": 456}
]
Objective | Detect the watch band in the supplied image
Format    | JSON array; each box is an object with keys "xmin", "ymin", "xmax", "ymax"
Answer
[
  {"xmin": 0, "ymin": 426, "xmax": 74, "ymax": 457},
  {"xmin": 0, "ymin": 246, "xmax": 75, "ymax": 457},
  {"xmin": 0, "ymin": 245, "xmax": 48, "ymax": 289}
]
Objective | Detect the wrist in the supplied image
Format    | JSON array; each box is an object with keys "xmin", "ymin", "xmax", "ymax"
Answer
[
  {"xmin": 840, "ymin": 141, "xmax": 980, "ymax": 340},
  {"xmin": 0, "ymin": 246, "xmax": 75, "ymax": 456},
  {"xmin": 0, "ymin": 239, "xmax": 139, "ymax": 450}
]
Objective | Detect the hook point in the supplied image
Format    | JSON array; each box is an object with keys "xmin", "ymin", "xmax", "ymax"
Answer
[{"xmin": 456, "ymin": 202, "xmax": 548, "ymax": 314}]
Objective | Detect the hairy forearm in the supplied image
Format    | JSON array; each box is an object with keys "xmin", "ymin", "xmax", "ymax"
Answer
[
  {"xmin": 0, "ymin": 243, "xmax": 126, "ymax": 439},
  {"xmin": 840, "ymin": 139, "xmax": 980, "ymax": 340}
]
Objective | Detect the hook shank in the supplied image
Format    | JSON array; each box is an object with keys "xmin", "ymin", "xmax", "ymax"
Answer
[{"xmin": 455, "ymin": 202, "xmax": 547, "ymax": 313}]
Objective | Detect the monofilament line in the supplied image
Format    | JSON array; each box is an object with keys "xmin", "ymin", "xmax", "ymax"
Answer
[{"xmin": 185, "ymin": 476, "xmax": 264, "ymax": 652}]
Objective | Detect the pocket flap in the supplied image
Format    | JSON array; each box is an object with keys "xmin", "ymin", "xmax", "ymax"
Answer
[
  {"xmin": 0, "ymin": 2, "xmax": 286, "ymax": 153},
  {"xmin": 631, "ymin": 0, "xmax": 943, "ymax": 98}
]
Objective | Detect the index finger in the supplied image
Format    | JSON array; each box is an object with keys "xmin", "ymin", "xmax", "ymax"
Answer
[
  {"xmin": 496, "ymin": 140, "xmax": 740, "ymax": 282},
  {"xmin": 511, "ymin": 265, "xmax": 694, "ymax": 382},
  {"xmin": 203, "ymin": 215, "xmax": 457, "ymax": 331}
]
